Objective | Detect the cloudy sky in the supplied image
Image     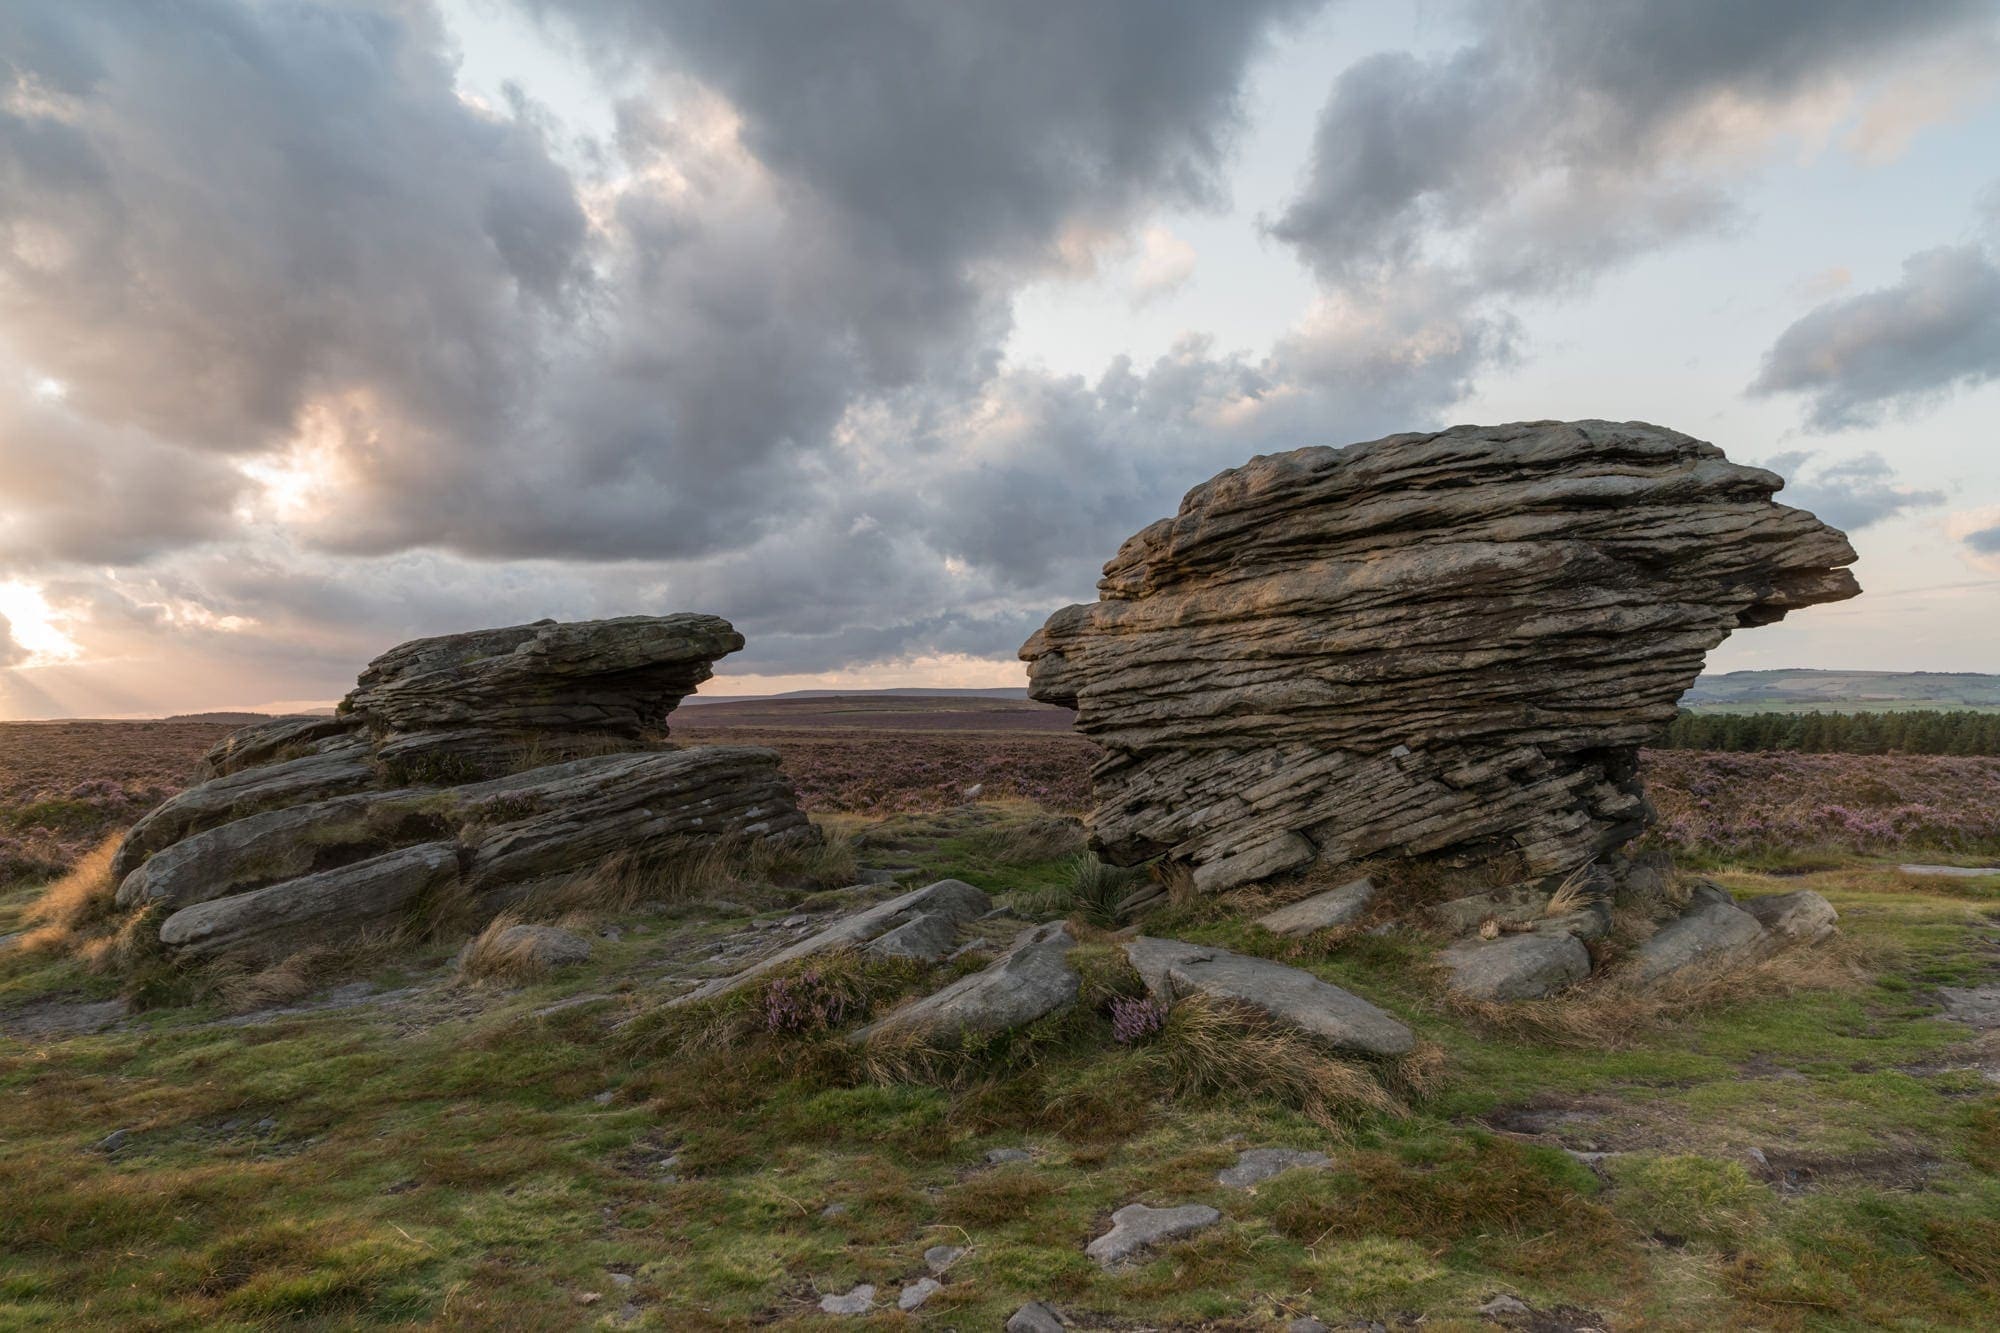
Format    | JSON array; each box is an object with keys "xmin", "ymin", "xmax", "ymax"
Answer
[{"xmin": 3, "ymin": 0, "xmax": 1998, "ymax": 719}]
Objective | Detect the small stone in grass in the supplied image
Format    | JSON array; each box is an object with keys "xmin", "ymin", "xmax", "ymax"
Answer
[
  {"xmin": 923, "ymin": 1244, "xmax": 964, "ymax": 1272},
  {"xmin": 898, "ymin": 1278, "xmax": 942, "ymax": 1311},
  {"xmin": 818, "ymin": 1284, "xmax": 875, "ymax": 1315},
  {"xmin": 985, "ymin": 1147, "xmax": 1032, "ymax": 1165},
  {"xmin": 1480, "ymin": 1293, "xmax": 1532, "ymax": 1318},
  {"xmin": 1085, "ymin": 1202, "xmax": 1221, "ymax": 1268},
  {"xmin": 95, "ymin": 1129, "xmax": 132, "ymax": 1152},
  {"xmin": 1217, "ymin": 1147, "xmax": 1329, "ymax": 1189},
  {"xmin": 1007, "ymin": 1302, "xmax": 1065, "ymax": 1333},
  {"xmin": 819, "ymin": 1202, "xmax": 849, "ymax": 1219}
]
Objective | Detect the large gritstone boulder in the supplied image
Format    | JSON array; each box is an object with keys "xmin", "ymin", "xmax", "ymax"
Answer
[
  {"xmin": 1020, "ymin": 421, "xmax": 1859, "ymax": 895},
  {"xmin": 108, "ymin": 616, "xmax": 817, "ymax": 962}
]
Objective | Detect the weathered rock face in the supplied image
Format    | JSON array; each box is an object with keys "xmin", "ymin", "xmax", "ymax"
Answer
[
  {"xmin": 1021, "ymin": 421, "xmax": 1859, "ymax": 893},
  {"xmin": 110, "ymin": 616, "xmax": 817, "ymax": 961}
]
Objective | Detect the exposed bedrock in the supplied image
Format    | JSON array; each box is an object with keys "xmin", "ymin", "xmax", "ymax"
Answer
[
  {"xmin": 109, "ymin": 616, "xmax": 817, "ymax": 961},
  {"xmin": 1020, "ymin": 420, "xmax": 1860, "ymax": 894}
]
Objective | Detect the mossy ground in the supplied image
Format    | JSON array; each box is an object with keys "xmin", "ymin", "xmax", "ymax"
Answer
[{"xmin": 2, "ymin": 803, "xmax": 1997, "ymax": 1330}]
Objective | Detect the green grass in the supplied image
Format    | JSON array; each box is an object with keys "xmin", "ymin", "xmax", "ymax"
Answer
[{"xmin": 4, "ymin": 805, "xmax": 2000, "ymax": 1329}]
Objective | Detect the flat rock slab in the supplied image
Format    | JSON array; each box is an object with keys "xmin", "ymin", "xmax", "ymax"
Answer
[
  {"xmin": 158, "ymin": 842, "xmax": 460, "ymax": 961},
  {"xmin": 0, "ymin": 996, "xmax": 129, "ymax": 1040},
  {"xmin": 1085, "ymin": 1202, "xmax": 1221, "ymax": 1268},
  {"xmin": 673, "ymin": 879, "xmax": 990, "ymax": 1005},
  {"xmin": 1431, "ymin": 886, "xmax": 1554, "ymax": 936},
  {"xmin": 1899, "ymin": 864, "xmax": 2000, "ymax": 878},
  {"xmin": 1938, "ymin": 986, "xmax": 2000, "ymax": 1029},
  {"xmin": 480, "ymin": 924, "xmax": 592, "ymax": 970},
  {"xmin": 1439, "ymin": 932, "xmax": 1591, "ymax": 1001},
  {"xmin": 853, "ymin": 923, "xmax": 1078, "ymax": 1045},
  {"xmin": 1631, "ymin": 899, "xmax": 1766, "ymax": 985},
  {"xmin": 1740, "ymin": 890, "xmax": 1838, "ymax": 945},
  {"xmin": 1124, "ymin": 936, "xmax": 1414, "ymax": 1056},
  {"xmin": 1256, "ymin": 877, "xmax": 1375, "ymax": 935},
  {"xmin": 1218, "ymin": 1147, "xmax": 1330, "ymax": 1189},
  {"xmin": 818, "ymin": 1284, "xmax": 875, "ymax": 1315},
  {"xmin": 897, "ymin": 1278, "xmax": 942, "ymax": 1311}
]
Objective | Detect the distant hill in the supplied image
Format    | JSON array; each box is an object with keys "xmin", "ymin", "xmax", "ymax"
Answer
[
  {"xmin": 1681, "ymin": 670, "xmax": 2000, "ymax": 714},
  {"xmin": 674, "ymin": 692, "xmax": 1070, "ymax": 733},
  {"xmin": 161, "ymin": 711, "xmax": 275, "ymax": 725},
  {"xmin": 684, "ymin": 686, "xmax": 1028, "ymax": 705}
]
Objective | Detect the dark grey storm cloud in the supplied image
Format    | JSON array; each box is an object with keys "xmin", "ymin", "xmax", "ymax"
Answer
[
  {"xmin": 1762, "ymin": 450, "xmax": 1946, "ymax": 532},
  {"xmin": 0, "ymin": 0, "xmax": 1329, "ymax": 574},
  {"xmin": 1750, "ymin": 243, "xmax": 2000, "ymax": 430},
  {"xmin": 1270, "ymin": 0, "xmax": 1994, "ymax": 298}
]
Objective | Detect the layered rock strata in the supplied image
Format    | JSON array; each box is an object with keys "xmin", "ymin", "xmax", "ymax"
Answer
[
  {"xmin": 110, "ymin": 616, "xmax": 816, "ymax": 960},
  {"xmin": 1021, "ymin": 421, "xmax": 1859, "ymax": 894}
]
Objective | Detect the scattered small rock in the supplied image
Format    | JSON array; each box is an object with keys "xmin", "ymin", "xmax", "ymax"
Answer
[
  {"xmin": 1007, "ymin": 1301, "xmax": 1066, "ymax": 1333},
  {"xmin": 1217, "ymin": 1147, "xmax": 1329, "ymax": 1189},
  {"xmin": 985, "ymin": 1147, "xmax": 1033, "ymax": 1165},
  {"xmin": 962, "ymin": 783, "xmax": 984, "ymax": 800},
  {"xmin": 1084, "ymin": 1202, "xmax": 1221, "ymax": 1268},
  {"xmin": 592, "ymin": 1090, "xmax": 616, "ymax": 1106},
  {"xmin": 607, "ymin": 1272, "xmax": 634, "ymax": 1289},
  {"xmin": 923, "ymin": 1244, "xmax": 964, "ymax": 1272},
  {"xmin": 820, "ymin": 1202, "xmax": 849, "ymax": 1219},
  {"xmin": 898, "ymin": 1278, "xmax": 942, "ymax": 1311},
  {"xmin": 1632, "ymin": 898, "xmax": 1767, "ymax": 984},
  {"xmin": 1480, "ymin": 1293, "xmax": 1532, "ymax": 1319},
  {"xmin": 1287, "ymin": 1319, "xmax": 1332, "ymax": 1333},
  {"xmin": 818, "ymin": 1283, "xmax": 875, "ymax": 1315},
  {"xmin": 1255, "ymin": 877, "xmax": 1375, "ymax": 935},
  {"xmin": 1740, "ymin": 889, "xmax": 1838, "ymax": 945},
  {"xmin": 1123, "ymin": 936, "xmax": 1413, "ymax": 1055},
  {"xmin": 1439, "ymin": 932, "xmax": 1590, "ymax": 1001},
  {"xmin": 95, "ymin": 1128, "xmax": 132, "ymax": 1153}
]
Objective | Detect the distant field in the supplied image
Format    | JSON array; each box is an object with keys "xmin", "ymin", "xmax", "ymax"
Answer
[{"xmin": 1683, "ymin": 668, "xmax": 2000, "ymax": 713}]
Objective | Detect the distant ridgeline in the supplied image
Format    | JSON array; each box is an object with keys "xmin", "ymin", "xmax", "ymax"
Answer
[{"xmin": 1655, "ymin": 709, "xmax": 2000, "ymax": 756}]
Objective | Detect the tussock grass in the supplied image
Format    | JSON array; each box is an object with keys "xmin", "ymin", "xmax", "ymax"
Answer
[
  {"xmin": 1442, "ymin": 936, "xmax": 1873, "ymax": 1049},
  {"xmin": 454, "ymin": 912, "xmax": 571, "ymax": 985},
  {"xmin": 1608, "ymin": 1154, "xmax": 1769, "ymax": 1245},
  {"xmin": 513, "ymin": 830, "xmax": 856, "ymax": 922},
  {"xmin": 1134, "ymin": 994, "xmax": 1401, "ymax": 1132},
  {"xmin": 17, "ymin": 834, "xmax": 123, "ymax": 955},
  {"xmin": 1262, "ymin": 1136, "xmax": 1625, "ymax": 1280},
  {"xmin": 1543, "ymin": 861, "xmax": 1595, "ymax": 917},
  {"xmin": 1017, "ymin": 852, "xmax": 1141, "ymax": 926},
  {"xmin": 961, "ymin": 814, "xmax": 1087, "ymax": 866}
]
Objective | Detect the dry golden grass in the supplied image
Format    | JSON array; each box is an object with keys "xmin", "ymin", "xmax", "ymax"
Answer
[
  {"xmin": 1442, "ymin": 936, "xmax": 1872, "ymax": 1049},
  {"xmin": 1543, "ymin": 861, "xmax": 1595, "ymax": 917},
  {"xmin": 456, "ymin": 913, "xmax": 541, "ymax": 984},
  {"xmin": 1136, "ymin": 994, "xmax": 1403, "ymax": 1131},
  {"xmin": 17, "ymin": 834, "xmax": 123, "ymax": 953}
]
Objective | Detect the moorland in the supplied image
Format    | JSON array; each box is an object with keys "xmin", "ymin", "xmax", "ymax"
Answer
[{"xmin": 3, "ymin": 699, "xmax": 1999, "ymax": 1330}]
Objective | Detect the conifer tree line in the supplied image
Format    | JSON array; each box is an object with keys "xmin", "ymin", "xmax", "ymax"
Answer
[{"xmin": 1655, "ymin": 710, "xmax": 2000, "ymax": 755}]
